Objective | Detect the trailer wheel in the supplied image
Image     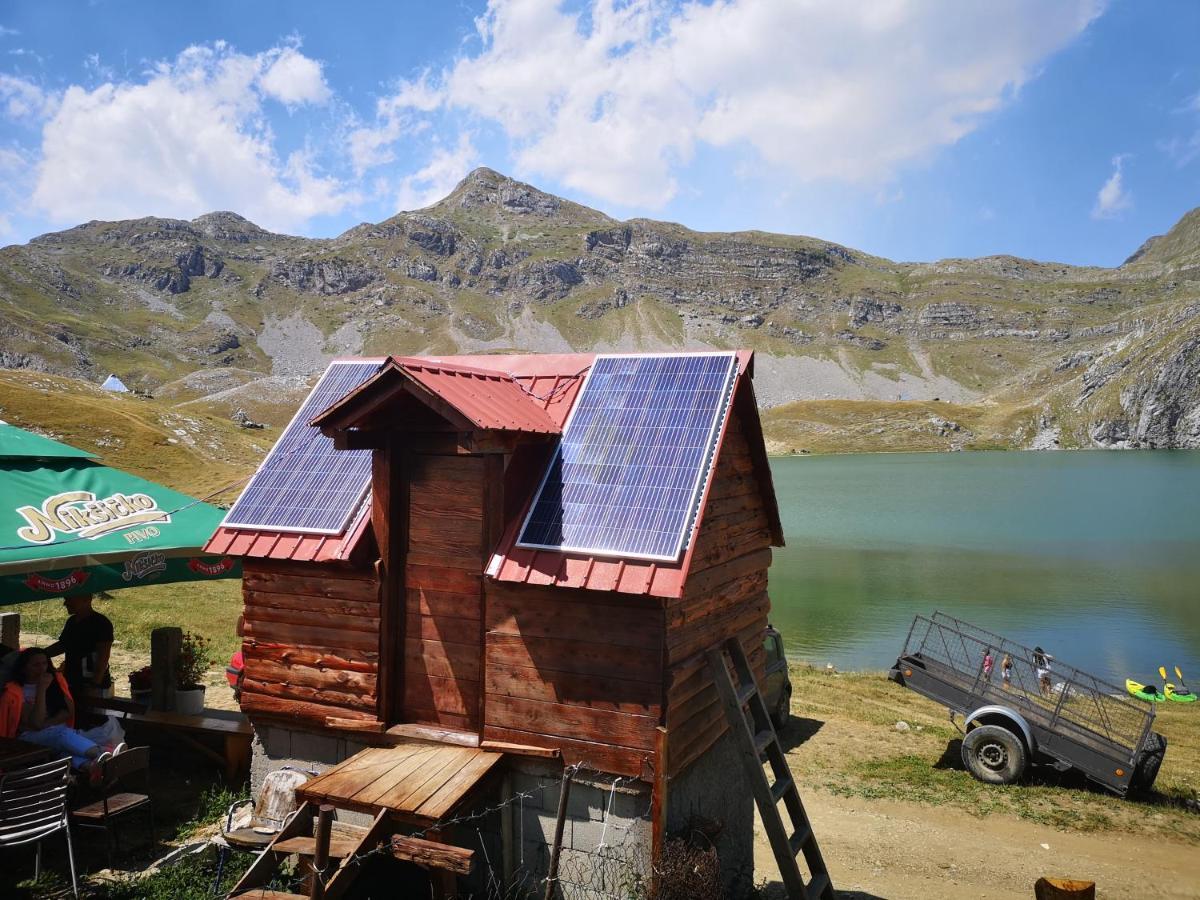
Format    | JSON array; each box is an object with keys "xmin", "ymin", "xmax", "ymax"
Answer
[
  {"xmin": 1131, "ymin": 732, "xmax": 1167, "ymax": 791},
  {"xmin": 962, "ymin": 724, "xmax": 1027, "ymax": 785}
]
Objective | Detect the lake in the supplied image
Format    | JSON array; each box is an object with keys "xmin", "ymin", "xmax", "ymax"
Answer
[{"xmin": 767, "ymin": 450, "xmax": 1200, "ymax": 689}]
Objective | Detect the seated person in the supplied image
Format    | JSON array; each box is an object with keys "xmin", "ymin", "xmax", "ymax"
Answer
[{"xmin": 0, "ymin": 648, "xmax": 114, "ymax": 777}]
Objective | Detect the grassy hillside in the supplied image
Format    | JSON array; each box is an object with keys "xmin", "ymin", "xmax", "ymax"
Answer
[
  {"xmin": 0, "ymin": 369, "xmax": 269, "ymax": 499},
  {"xmin": 2, "ymin": 167, "xmax": 1198, "ymax": 451}
]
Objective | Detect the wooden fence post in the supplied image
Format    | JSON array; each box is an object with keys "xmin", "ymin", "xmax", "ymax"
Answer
[
  {"xmin": 310, "ymin": 804, "xmax": 334, "ymax": 900},
  {"xmin": 543, "ymin": 769, "xmax": 573, "ymax": 900},
  {"xmin": 150, "ymin": 627, "xmax": 182, "ymax": 711},
  {"xmin": 0, "ymin": 612, "xmax": 19, "ymax": 651}
]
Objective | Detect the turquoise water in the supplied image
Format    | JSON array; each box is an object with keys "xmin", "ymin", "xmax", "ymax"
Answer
[{"xmin": 767, "ymin": 450, "xmax": 1200, "ymax": 688}]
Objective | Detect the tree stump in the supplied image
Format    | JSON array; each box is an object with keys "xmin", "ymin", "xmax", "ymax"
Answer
[{"xmin": 1035, "ymin": 876, "xmax": 1096, "ymax": 900}]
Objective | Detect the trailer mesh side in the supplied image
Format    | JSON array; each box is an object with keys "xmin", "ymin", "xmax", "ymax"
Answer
[{"xmin": 901, "ymin": 613, "xmax": 1153, "ymax": 754}]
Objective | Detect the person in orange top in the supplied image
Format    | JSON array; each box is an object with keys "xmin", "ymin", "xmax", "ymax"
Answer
[{"xmin": 1, "ymin": 648, "xmax": 109, "ymax": 773}]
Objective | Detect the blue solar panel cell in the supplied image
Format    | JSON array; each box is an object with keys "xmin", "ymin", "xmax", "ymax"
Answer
[
  {"xmin": 223, "ymin": 360, "xmax": 382, "ymax": 534},
  {"xmin": 517, "ymin": 353, "xmax": 738, "ymax": 561}
]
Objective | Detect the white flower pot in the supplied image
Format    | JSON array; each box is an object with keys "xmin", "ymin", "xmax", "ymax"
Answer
[{"xmin": 174, "ymin": 686, "xmax": 206, "ymax": 715}]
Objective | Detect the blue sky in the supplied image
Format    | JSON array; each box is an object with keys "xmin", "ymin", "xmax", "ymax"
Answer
[{"xmin": 0, "ymin": 1, "xmax": 1197, "ymax": 266}]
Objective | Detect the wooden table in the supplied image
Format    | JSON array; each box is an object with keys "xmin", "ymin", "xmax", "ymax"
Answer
[
  {"xmin": 92, "ymin": 701, "xmax": 254, "ymax": 783},
  {"xmin": 0, "ymin": 736, "xmax": 54, "ymax": 772}
]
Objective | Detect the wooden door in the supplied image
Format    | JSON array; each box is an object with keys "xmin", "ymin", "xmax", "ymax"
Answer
[{"xmin": 401, "ymin": 454, "xmax": 486, "ymax": 731}]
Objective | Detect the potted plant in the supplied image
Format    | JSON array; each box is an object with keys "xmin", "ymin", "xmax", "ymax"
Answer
[
  {"xmin": 128, "ymin": 665, "xmax": 153, "ymax": 708},
  {"xmin": 174, "ymin": 631, "xmax": 212, "ymax": 715}
]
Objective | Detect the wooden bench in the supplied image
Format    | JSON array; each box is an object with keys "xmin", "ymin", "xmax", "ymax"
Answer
[{"xmin": 93, "ymin": 699, "xmax": 254, "ymax": 783}]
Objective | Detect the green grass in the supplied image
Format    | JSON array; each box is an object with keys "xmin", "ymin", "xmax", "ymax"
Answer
[
  {"xmin": 91, "ymin": 850, "xmax": 255, "ymax": 900},
  {"xmin": 174, "ymin": 782, "xmax": 251, "ymax": 841}
]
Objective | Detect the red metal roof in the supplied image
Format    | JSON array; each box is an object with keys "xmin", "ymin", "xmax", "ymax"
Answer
[
  {"xmin": 204, "ymin": 495, "xmax": 372, "ymax": 564},
  {"xmin": 205, "ymin": 350, "xmax": 780, "ymax": 588},
  {"xmin": 310, "ymin": 357, "xmax": 561, "ymax": 435}
]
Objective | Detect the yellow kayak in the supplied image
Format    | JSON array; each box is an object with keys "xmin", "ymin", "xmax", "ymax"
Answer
[
  {"xmin": 1126, "ymin": 679, "xmax": 1165, "ymax": 702},
  {"xmin": 1164, "ymin": 683, "xmax": 1197, "ymax": 703}
]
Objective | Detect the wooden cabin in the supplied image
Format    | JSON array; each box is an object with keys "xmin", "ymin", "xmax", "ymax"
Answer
[{"xmin": 206, "ymin": 351, "xmax": 784, "ymax": 898}]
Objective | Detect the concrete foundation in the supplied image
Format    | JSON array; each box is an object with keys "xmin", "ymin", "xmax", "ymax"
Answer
[
  {"xmin": 503, "ymin": 758, "xmax": 653, "ymax": 900},
  {"xmin": 665, "ymin": 729, "xmax": 756, "ymax": 899},
  {"xmin": 250, "ymin": 723, "xmax": 751, "ymax": 898}
]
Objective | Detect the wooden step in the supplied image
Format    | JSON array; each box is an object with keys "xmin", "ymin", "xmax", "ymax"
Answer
[
  {"xmin": 806, "ymin": 872, "xmax": 832, "ymax": 899},
  {"xmin": 787, "ymin": 826, "xmax": 812, "ymax": 856},
  {"xmin": 736, "ymin": 683, "xmax": 756, "ymax": 706},
  {"xmin": 769, "ymin": 776, "xmax": 794, "ymax": 803},
  {"xmin": 272, "ymin": 835, "xmax": 362, "ymax": 859},
  {"xmin": 754, "ymin": 729, "xmax": 774, "ymax": 754}
]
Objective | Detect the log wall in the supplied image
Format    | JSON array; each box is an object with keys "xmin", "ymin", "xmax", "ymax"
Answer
[
  {"xmin": 240, "ymin": 559, "xmax": 381, "ymax": 725},
  {"xmin": 483, "ymin": 580, "xmax": 662, "ymax": 778},
  {"xmin": 664, "ymin": 409, "xmax": 774, "ymax": 776}
]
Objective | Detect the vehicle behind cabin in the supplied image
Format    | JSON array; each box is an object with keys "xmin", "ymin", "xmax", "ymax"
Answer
[
  {"xmin": 890, "ymin": 613, "xmax": 1165, "ymax": 797},
  {"xmin": 762, "ymin": 624, "xmax": 792, "ymax": 729}
]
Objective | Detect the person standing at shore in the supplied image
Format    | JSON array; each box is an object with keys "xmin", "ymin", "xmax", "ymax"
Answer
[
  {"xmin": 1033, "ymin": 646, "xmax": 1053, "ymax": 697},
  {"xmin": 982, "ymin": 648, "xmax": 994, "ymax": 683},
  {"xmin": 1001, "ymin": 652, "xmax": 1013, "ymax": 686}
]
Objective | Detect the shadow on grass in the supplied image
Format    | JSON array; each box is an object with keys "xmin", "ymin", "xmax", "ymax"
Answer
[{"xmin": 777, "ymin": 716, "xmax": 825, "ymax": 752}]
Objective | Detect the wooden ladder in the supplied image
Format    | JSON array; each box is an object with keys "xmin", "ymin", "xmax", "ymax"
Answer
[{"xmin": 707, "ymin": 637, "xmax": 835, "ymax": 900}]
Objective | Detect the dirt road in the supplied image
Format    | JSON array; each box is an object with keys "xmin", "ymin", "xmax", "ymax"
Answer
[{"xmin": 755, "ymin": 789, "xmax": 1198, "ymax": 899}]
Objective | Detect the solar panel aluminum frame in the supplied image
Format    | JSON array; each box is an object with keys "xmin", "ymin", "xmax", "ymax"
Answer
[
  {"xmin": 221, "ymin": 358, "xmax": 384, "ymax": 536},
  {"xmin": 515, "ymin": 351, "xmax": 740, "ymax": 563}
]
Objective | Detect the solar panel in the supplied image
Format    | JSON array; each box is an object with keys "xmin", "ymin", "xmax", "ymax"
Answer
[
  {"xmin": 517, "ymin": 353, "xmax": 739, "ymax": 561},
  {"xmin": 223, "ymin": 360, "xmax": 382, "ymax": 534}
]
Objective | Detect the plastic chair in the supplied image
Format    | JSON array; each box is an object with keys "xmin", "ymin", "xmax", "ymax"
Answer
[
  {"xmin": 70, "ymin": 746, "xmax": 154, "ymax": 868},
  {"xmin": 0, "ymin": 757, "xmax": 78, "ymax": 898},
  {"xmin": 212, "ymin": 765, "xmax": 309, "ymax": 895}
]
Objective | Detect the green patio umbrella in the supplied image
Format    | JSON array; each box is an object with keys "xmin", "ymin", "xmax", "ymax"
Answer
[{"xmin": 0, "ymin": 422, "xmax": 240, "ymax": 605}]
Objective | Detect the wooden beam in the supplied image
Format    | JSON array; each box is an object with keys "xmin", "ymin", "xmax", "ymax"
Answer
[
  {"xmin": 389, "ymin": 834, "xmax": 474, "ymax": 875},
  {"xmin": 479, "ymin": 740, "xmax": 561, "ymax": 759},
  {"xmin": 373, "ymin": 442, "xmax": 408, "ymax": 725},
  {"xmin": 332, "ymin": 430, "xmax": 388, "ymax": 451}
]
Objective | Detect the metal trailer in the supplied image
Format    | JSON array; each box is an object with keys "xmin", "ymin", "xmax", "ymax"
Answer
[{"xmin": 889, "ymin": 612, "xmax": 1166, "ymax": 796}]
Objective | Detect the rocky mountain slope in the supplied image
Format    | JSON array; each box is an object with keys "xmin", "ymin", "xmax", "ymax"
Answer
[{"xmin": 2, "ymin": 167, "xmax": 1198, "ymax": 453}]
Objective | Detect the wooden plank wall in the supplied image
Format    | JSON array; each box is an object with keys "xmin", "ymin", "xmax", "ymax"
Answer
[
  {"xmin": 664, "ymin": 410, "xmax": 774, "ymax": 776},
  {"xmin": 240, "ymin": 559, "xmax": 381, "ymax": 725},
  {"xmin": 402, "ymin": 454, "xmax": 487, "ymax": 731},
  {"xmin": 483, "ymin": 581, "xmax": 662, "ymax": 778}
]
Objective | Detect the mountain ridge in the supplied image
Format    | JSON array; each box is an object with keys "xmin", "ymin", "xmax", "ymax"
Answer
[{"xmin": 2, "ymin": 167, "xmax": 1198, "ymax": 451}]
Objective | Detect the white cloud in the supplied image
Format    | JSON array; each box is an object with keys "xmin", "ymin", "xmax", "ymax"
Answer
[
  {"xmin": 346, "ymin": 74, "xmax": 440, "ymax": 175},
  {"xmin": 1092, "ymin": 154, "xmax": 1132, "ymax": 220},
  {"xmin": 395, "ymin": 133, "xmax": 478, "ymax": 211},
  {"xmin": 259, "ymin": 46, "xmax": 332, "ymax": 107},
  {"xmin": 360, "ymin": 0, "xmax": 1103, "ymax": 209},
  {"xmin": 0, "ymin": 26, "xmax": 19, "ymax": 38},
  {"xmin": 1158, "ymin": 88, "xmax": 1200, "ymax": 168},
  {"xmin": 28, "ymin": 42, "xmax": 355, "ymax": 232},
  {"xmin": 0, "ymin": 73, "xmax": 51, "ymax": 120}
]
